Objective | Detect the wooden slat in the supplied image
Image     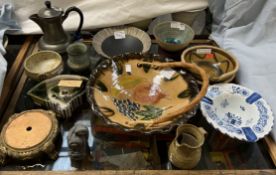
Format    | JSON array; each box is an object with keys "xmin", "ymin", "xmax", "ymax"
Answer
[
  {"xmin": 0, "ymin": 36, "xmax": 33, "ymax": 116},
  {"xmin": 0, "ymin": 170, "xmax": 275, "ymax": 175},
  {"xmin": 1, "ymin": 42, "xmax": 39, "ymax": 123},
  {"xmin": 264, "ymin": 136, "xmax": 276, "ymax": 166}
]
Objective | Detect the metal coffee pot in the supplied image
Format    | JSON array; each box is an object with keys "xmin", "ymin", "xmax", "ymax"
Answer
[{"xmin": 30, "ymin": 1, "xmax": 84, "ymax": 53}]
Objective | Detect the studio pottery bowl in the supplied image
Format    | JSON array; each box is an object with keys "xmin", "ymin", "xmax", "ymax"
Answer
[
  {"xmin": 181, "ymin": 45, "xmax": 239, "ymax": 83},
  {"xmin": 153, "ymin": 21, "xmax": 194, "ymax": 52},
  {"xmin": 200, "ymin": 84, "xmax": 274, "ymax": 142},
  {"xmin": 87, "ymin": 53, "xmax": 209, "ymax": 133},
  {"xmin": 24, "ymin": 51, "xmax": 63, "ymax": 81},
  {"xmin": 92, "ymin": 26, "xmax": 151, "ymax": 58},
  {"xmin": 28, "ymin": 75, "xmax": 88, "ymax": 119}
]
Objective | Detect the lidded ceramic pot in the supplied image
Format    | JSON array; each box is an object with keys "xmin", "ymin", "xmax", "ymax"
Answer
[{"xmin": 168, "ymin": 124, "xmax": 206, "ymax": 169}]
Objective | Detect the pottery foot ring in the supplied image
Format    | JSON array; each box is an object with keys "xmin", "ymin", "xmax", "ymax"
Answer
[{"xmin": 0, "ymin": 109, "xmax": 59, "ymax": 163}]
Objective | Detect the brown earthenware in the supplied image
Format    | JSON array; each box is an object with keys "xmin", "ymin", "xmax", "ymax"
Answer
[
  {"xmin": 0, "ymin": 109, "xmax": 59, "ymax": 162},
  {"xmin": 181, "ymin": 45, "xmax": 239, "ymax": 83},
  {"xmin": 87, "ymin": 53, "xmax": 209, "ymax": 133}
]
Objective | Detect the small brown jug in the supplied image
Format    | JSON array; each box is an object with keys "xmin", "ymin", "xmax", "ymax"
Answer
[{"xmin": 168, "ymin": 124, "xmax": 206, "ymax": 169}]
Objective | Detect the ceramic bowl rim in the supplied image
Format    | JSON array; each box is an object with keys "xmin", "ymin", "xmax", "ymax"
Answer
[
  {"xmin": 92, "ymin": 26, "xmax": 152, "ymax": 58},
  {"xmin": 24, "ymin": 50, "xmax": 63, "ymax": 75},
  {"xmin": 200, "ymin": 83, "xmax": 274, "ymax": 142},
  {"xmin": 181, "ymin": 45, "xmax": 239, "ymax": 82},
  {"xmin": 153, "ymin": 21, "xmax": 195, "ymax": 47}
]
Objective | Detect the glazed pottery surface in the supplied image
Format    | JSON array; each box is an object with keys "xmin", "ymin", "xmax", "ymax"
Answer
[
  {"xmin": 27, "ymin": 75, "xmax": 88, "ymax": 119},
  {"xmin": 153, "ymin": 21, "xmax": 194, "ymax": 52},
  {"xmin": 92, "ymin": 26, "xmax": 151, "ymax": 58},
  {"xmin": 200, "ymin": 84, "xmax": 274, "ymax": 142},
  {"xmin": 0, "ymin": 109, "xmax": 59, "ymax": 161},
  {"xmin": 168, "ymin": 124, "xmax": 206, "ymax": 169},
  {"xmin": 181, "ymin": 45, "xmax": 239, "ymax": 83},
  {"xmin": 87, "ymin": 53, "xmax": 209, "ymax": 133},
  {"xmin": 66, "ymin": 42, "xmax": 91, "ymax": 73},
  {"xmin": 24, "ymin": 50, "xmax": 63, "ymax": 81}
]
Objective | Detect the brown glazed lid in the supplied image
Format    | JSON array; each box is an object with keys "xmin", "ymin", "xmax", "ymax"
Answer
[{"xmin": 4, "ymin": 111, "xmax": 52, "ymax": 149}]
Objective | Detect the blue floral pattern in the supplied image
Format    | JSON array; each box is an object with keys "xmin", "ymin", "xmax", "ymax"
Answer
[
  {"xmin": 231, "ymin": 86, "xmax": 249, "ymax": 96},
  {"xmin": 220, "ymin": 99, "xmax": 229, "ymax": 108},
  {"xmin": 223, "ymin": 112, "xmax": 242, "ymax": 126},
  {"xmin": 203, "ymin": 104, "xmax": 243, "ymax": 135},
  {"xmin": 201, "ymin": 84, "xmax": 274, "ymax": 142},
  {"xmin": 253, "ymin": 101, "xmax": 268, "ymax": 133},
  {"xmin": 207, "ymin": 86, "xmax": 221, "ymax": 98}
]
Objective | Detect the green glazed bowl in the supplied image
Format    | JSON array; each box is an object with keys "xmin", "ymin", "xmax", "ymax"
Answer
[{"xmin": 153, "ymin": 21, "xmax": 195, "ymax": 52}]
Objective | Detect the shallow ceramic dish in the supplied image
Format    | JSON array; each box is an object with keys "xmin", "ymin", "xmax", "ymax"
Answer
[
  {"xmin": 92, "ymin": 27, "xmax": 151, "ymax": 58},
  {"xmin": 87, "ymin": 53, "xmax": 209, "ymax": 133},
  {"xmin": 200, "ymin": 84, "xmax": 274, "ymax": 142},
  {"xmin": 28, "ymin": 75, "xmax": 88, "ymax": 119},
  {"xmin": 153, "ymin": 21, "xmax": 194, "ymax": 52},
  {"xmin": 0, "ymin": 109, "xmax": 59, "ymax": 163},
  {"xmin": 24, "ymin": 51, "xmax": 63, "ymax": 81},
  {"xmin": 181, "ymin": 45, "xmax": 239, "ymax": 83}
]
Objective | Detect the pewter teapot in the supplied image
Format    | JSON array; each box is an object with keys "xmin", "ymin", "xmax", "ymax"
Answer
[{"xmin": 30, "ymin": 1, "xmax": 83, "ymax": 53}]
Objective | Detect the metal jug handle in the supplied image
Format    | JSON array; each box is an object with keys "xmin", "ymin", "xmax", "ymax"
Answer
[{"xmin": 62, "ymin": 6, "xmax": 84, "ymax": 41}]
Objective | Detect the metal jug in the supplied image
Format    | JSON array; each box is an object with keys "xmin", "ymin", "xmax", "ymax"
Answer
[{"xmin": 30, "ymin": 1, "xmax": 84, "ymax": 53}]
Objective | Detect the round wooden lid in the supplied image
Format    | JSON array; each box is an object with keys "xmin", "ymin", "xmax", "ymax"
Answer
[{"xmin": 4, "ymin": 111, "xmax": 52, "ymax": 149}]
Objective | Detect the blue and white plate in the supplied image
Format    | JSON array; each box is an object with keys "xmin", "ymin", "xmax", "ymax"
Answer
[{"xmin": 200, "ymin": 83, "xmax": 274, "ymax": 142}]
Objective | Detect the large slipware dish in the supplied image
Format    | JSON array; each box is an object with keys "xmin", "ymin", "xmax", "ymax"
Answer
[
  {"xmin": 200, "ymin": 84, "xmax": 274, "ymax": 142},
  {"xmin": 0, "ymin": 109, "xmax": 59, "ymax": 162},
  {"xmin": 92, "ymin": 26, "xmax": 151, "ymax": 58},
  {"xmin": 181, "ymin": 45, "xmax": 239, "ymax": 83},
  {"xmin": 87, "ymin": 53, "xmax": 209, "ymax": 133},
  {"xmin": 24, "ymin": 51, "xmax": 63, "ymax": 81},
  {"xmin": 153, "ymin": 21, "xmax": 195, "ymax": 52},
  {"xmin": 27, "ymin": 75, "xmax": 88, "ymax": 119}
]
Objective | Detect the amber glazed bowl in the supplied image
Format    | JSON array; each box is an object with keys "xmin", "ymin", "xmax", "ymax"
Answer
[
  {"xmin": 87, "ymin": 53, "xmax": 209, "ymax": 133},
  {"xmin": 181, "ymin": 45, "xmax": 239, "ymax": 83},
  {"xmin": 24, "ymin": 51, "xmax": 63, "ymax": 81}
]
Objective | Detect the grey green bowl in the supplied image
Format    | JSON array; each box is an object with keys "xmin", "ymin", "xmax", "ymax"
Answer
[{"xmin": 153, "ymin": 21, "xmax": 195, "ymax": 52}]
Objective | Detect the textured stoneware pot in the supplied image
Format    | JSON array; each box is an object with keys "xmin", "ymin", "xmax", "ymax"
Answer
[
  {"xmin": 24, "ymin": 50, "xmax": 63, "ymax": 81},
  {"xmin": 27, "ymin": 75, "xmax": 88, "ymax": 119},
  {"xmin": 168, "ymin": 124, "xmax": 206, "ymax": 169},
  {"xmin": 66, "ymin": 42, "xmax": 91, "ymax": 73}
]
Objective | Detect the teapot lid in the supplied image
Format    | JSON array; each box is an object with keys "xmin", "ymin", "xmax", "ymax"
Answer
[{"xmin": 38, "ymin": 1, "xmax": 63, "ymax": 18}]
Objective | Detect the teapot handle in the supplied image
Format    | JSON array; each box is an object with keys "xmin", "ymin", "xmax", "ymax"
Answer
[{"xmin": 63, "ymin": 6, "xmax": 84, "ymax": 40}]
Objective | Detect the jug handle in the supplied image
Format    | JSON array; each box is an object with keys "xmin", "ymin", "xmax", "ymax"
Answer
[
  {"xmin": 62, "ymin": 6, "xmax": 84, "ymax": 41},
  {"xmin": 198, "ymin": 127, "xmax": 208, "ymax": 137}
]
